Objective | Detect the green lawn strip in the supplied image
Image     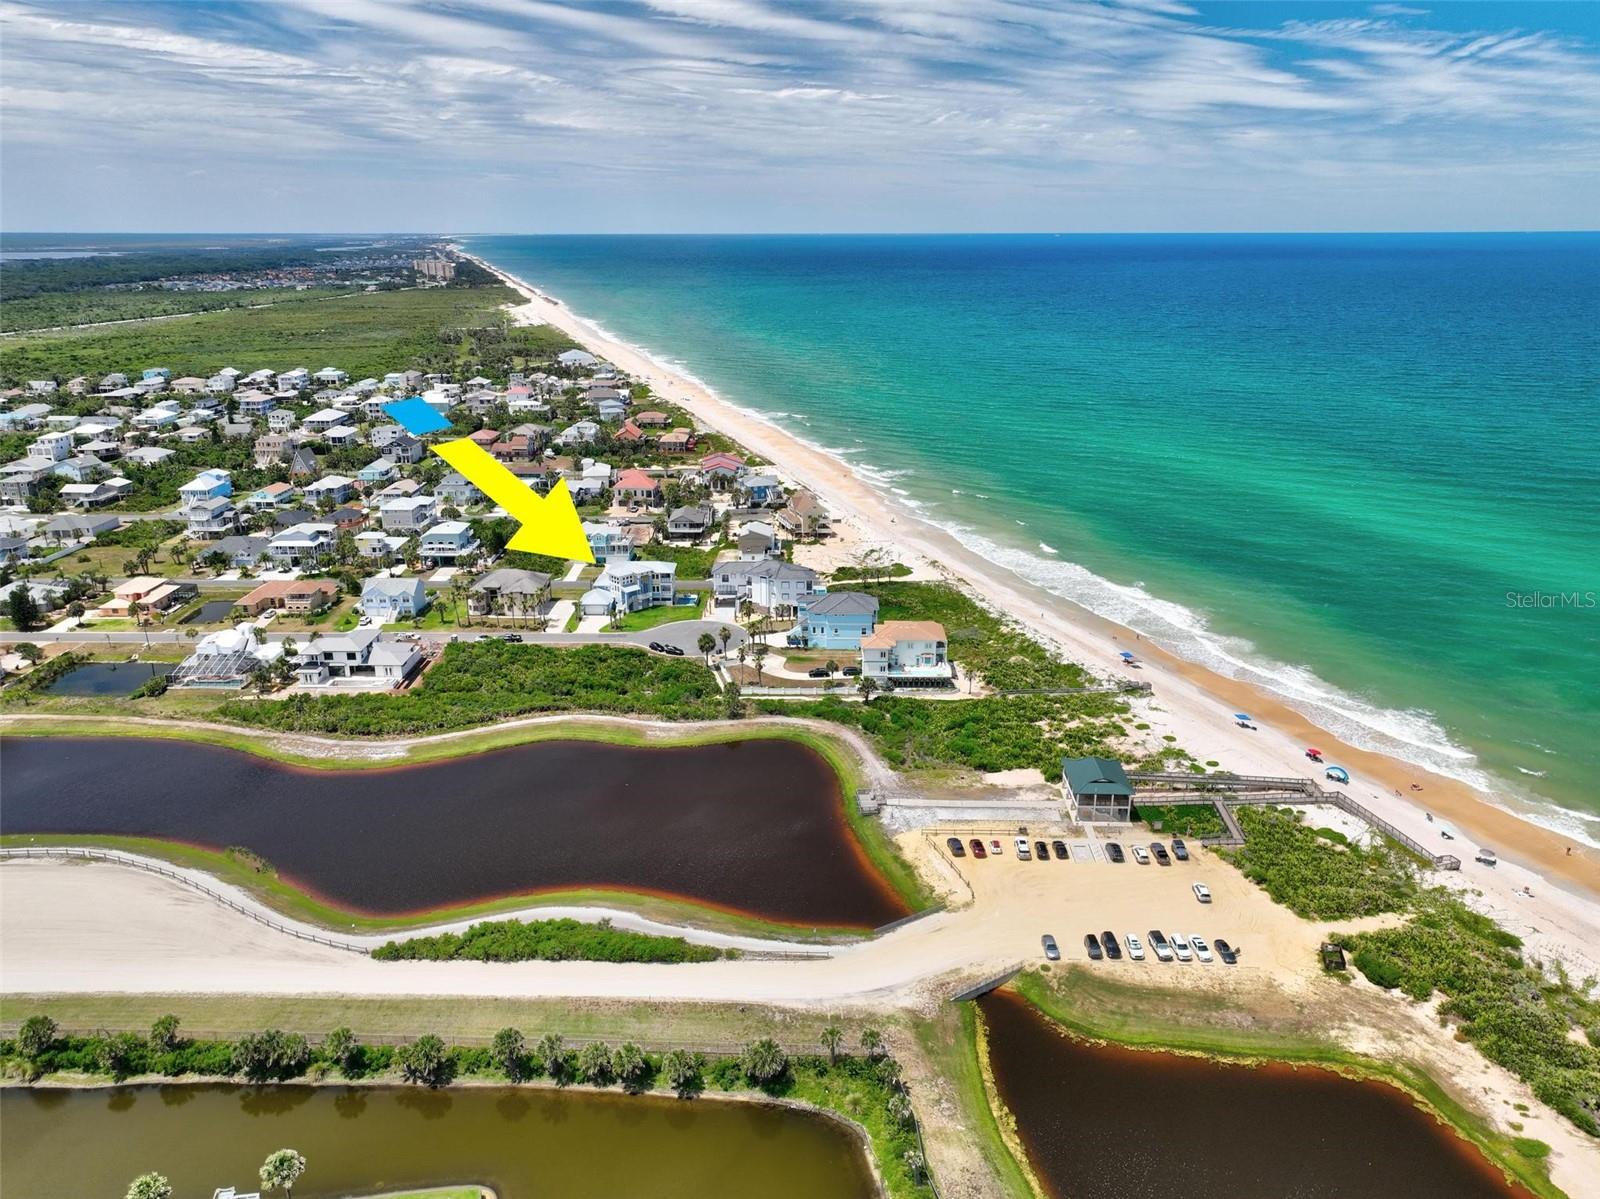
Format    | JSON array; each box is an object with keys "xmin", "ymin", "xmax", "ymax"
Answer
[
  {"xmin": 371, "ymin": 917, "xmax": 725, "ymax": 964},
  {"xmin": 608, "ymin": 597, "xmax": 706, "ymax": 632},
  {"xmin": 914, "ymin": 1004, "xmax": 1036, "ymax": 1199},
  {"xmin": 1012, "ymin": 970, "xmax": 1565, "ymax": 1199}
]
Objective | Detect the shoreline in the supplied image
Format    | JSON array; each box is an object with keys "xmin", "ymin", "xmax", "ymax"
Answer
[{"xmin": 459, "ymin": 252, "xmax": 1598, "ymax": 898}]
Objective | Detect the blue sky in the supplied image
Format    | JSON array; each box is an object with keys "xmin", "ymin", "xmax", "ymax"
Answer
[{"xmin": 1, "ymin": 0, "xmax": 1596, "ymax": 232}]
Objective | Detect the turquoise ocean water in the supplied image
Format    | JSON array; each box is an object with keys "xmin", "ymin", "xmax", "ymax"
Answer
[{"xmin": 467, "ymin": 234, "xmax": 1600, "ymax": 840}]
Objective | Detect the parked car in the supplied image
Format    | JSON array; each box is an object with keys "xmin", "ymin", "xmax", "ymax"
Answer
[
  {"xmin": 946, "ymin": 837, "xmax": 966, "ymax": 858},
  {"xmin": 1125, "ymin": 933, "xmax": 1145, "ymax": 961},
  {"xmin": 1100, "ymin": 930, "xmax": 1122, "ymax": 960},
  {"xmin": 1214, "ymin": 938, "xmax": 1239, "ymax": 965},
  {"xmin": 1150, "ymin": 842, "xmax": 1171, "ymax": 866},
  {"xmin": 664, "ymin": 644, "xmax": 685, "ymax": 656},
  {"xmin": 1190, "ymin": 934, "xmax": 1214, "ymax": 963},
  {"xmin": 807, "ymin": 666, "xmax": 829, "ymax": 678},
  {"xmin": 1034, "ymin": 840, "xmax": 1050, "ymax": 860},
  {"xmin": 989, "ymin": 840, "xmax": 1003, "ymax": 856},
  {"xmin": 1014, "ymin": 837, "xmax": 1032, "ymax": 860},
  {"xmin": 1105, "ymin": 842, "xmax": 1125, "ymax": 864},
  {"xmin": 1041, "ymin": 934, "xmax": 1060, "ymax": 961},
  {"xmin": 842, "ymin": 666, "xmax": 861, "ymax": 676},
  {"xmin": 1083, "ymin": 933, "xmax": 1104, "ymax": 961},
  {"xmin": 1192, "ymin": 882, "xmax": 1212, "ymax": 904},
  {"xmin": 1147, "ymin": 930, "xmax": 1174, "ymax": 962},
  {"xmin": 1132, "ymin": 845, "xmax": 1150, "ymax": 865},
  {"xmin": 1051, "ymin": 839, "xmax": 1069, "ymax": 859},
  {"xmin": 1171, "ymin": 837, "xmax": 1190, "ymax": 861},
  {"xmin": 1169, "ymin": 933, "xmax": 1194, "ymax": 962},
  {"xmin": 970, "ymin": 839, "xmax": 987, "ymax": 859}
]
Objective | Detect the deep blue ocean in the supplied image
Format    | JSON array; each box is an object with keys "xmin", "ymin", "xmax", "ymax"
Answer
[{"xmin": 470, "ymin": 234, "xmax": 1600, "ymax": 837}]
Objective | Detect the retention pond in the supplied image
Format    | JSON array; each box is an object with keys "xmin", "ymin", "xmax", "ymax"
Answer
[
  {"xmin": 979, "ymin": 990, "xmax": 1535, "ymax": 1199},
  {"xmin": 41, "ymin": 661, "xmax": 175, "ymax": 696},
  {"xmin": 0, "ymin": 1083, "xmax": 879, "ymax": 1198},
  {"xmin": 0, "ymin": 735, "xmax": 908, "ymax": 927}
]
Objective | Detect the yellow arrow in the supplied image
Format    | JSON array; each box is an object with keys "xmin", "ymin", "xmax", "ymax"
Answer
[{"xmin": 430, "ymin": 438, "xmax": 594, "ymax": 563}]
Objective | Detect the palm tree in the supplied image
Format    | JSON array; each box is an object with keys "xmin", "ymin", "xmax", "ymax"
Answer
[
  {"xmin": 258, "ymin": 1148, "xmax": 305, "ymax": 1197},
  {"xmin": 697, "ymin": 632, "xmax": 716, "ymax": 664},
  {"xmin": 824, "ymin": 658, "xmax": 838, "ymax": 678},
  {"xmin": 857, "ymin": 675, "xmax": 878, "ymax": 703},
  {"xmin": 820, "ymin": 1025, "xmax": 844, "ymax": 1065},
  {"xmin": 740, "ymin": 1037, "xmax": 787, "ymax": 1084},
  {"xmin": 749, "ymin": 640, "xmax": 769, "ymax": 684},
  {"xmin": 859, "ymin": 1027, "xmax": 884, "ymax": 1059},
  {"xmin": 718, "ymin": 625, "xmax": 733, "ymax": 656}
]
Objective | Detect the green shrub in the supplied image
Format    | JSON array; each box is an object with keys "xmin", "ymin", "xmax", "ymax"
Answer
[{"xmin": 372, "ymin": 917, "xmax": 721, "ymax": 964}]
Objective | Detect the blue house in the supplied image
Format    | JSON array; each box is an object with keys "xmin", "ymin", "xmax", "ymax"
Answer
[
  {"xmin": 361, "ymin": 576, "xmax": 429, "ymax": 620},
  {"xmin": 792, "ymin": 591, "xmax": 879, "ymax": 650},
  {"xmin": 178, "ymin": 468, "xmax": 233, "ymax": 505}
]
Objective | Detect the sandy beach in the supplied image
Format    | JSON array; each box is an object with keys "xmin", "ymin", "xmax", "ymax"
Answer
[{"xmin": 463, "ymin": 251, "xmax": 1600, "ymax": 966}]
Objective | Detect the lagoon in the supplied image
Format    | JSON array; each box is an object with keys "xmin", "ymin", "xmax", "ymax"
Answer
[
  {"xmin": 0, "ymin": 1083, "xmax": 878, "ymax": 1199},
  {"xmin": 979, "ymin": 990, "xmax": 1534, "ymax": 1199},
  {"xmin": 0, "ymin": 735, "xmax": 908, "ymax": 927}
]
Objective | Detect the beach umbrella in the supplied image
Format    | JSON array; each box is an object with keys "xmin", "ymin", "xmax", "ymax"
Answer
[
  {"xmin": 1325, "ymin": 766, "xmax": 1350, "ymax": 784},
  {"xmin": 1234, "ymin": 713, "xmax": 1253, "ymax": 723},
  {"xmin": 1119, "ymin": 651, "xmax": 1136, "ymax": 662},
  {"xmin": 1306, "ymin": 747, "xmax": 1323, "ymax": 759}
]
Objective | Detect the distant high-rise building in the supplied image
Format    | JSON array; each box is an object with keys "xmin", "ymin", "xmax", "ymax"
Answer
[{"xmin": 413, "ymin": 257, "xmax": 456, "ymax": 282}]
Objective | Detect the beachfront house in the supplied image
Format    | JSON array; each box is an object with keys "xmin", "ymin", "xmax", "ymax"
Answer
[
  {"xmin": 417, "ymin": 520, "xmax": 479, "ymax": 565},
  {"xmin": 360, "ymin": 576, "xmax": 428, "ymax": 621},
  {"xmin": 293, "ymin": 629, "xmax": 421, "ymax": 689},
  {"xmin": 791, "ymin": 591, "xmax": 879, "ymax": 650},
  {"xmin": 468, "ymin": 568, "xmax": 552, "ymax": 617},
  {"xmin": 1060, "ymin": 757, "xmax": 1134, "ymax": 824},
  {"xmin": 579, "ymin": 560, "xmax": 677, "ymax": 617},
  {"xmin": 712, "ymin": 559, "xmax": 819, "ymax": 616},
  {"xmin": 860, "ymin": 621, "xmax": 952, "ymax": 688}
]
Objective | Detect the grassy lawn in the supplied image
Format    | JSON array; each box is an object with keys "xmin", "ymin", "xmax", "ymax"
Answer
[
  {"xmin": 41, "ymin": 543, "xmax": 187, "ymax": 579},
  {"xmin": 0, "ymin": 285, "xmax": 524, "ymax": 381},
  {"xmin": 383, "ymin": 599, "xmax": 468, "ymax": 631},
  {"xmin": 609, "ymin": 596, "xmax": 705, "ymax": 632}
]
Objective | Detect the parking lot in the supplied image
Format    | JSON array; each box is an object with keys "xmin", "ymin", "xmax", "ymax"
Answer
[{"xmin": 909, "ymin": 824, "xmax": 1348, "ymax": 989}]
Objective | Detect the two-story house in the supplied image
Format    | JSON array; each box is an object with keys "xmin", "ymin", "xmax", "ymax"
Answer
[{"xmin": 860, "ymin": 621, "xmax": 953, "ymax": 687}]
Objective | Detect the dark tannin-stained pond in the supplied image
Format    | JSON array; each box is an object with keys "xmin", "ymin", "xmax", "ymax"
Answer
[
  {"xmin": 0, "ymin": 1083, "xmax": 879, "ymax": 1199},
  {"xmin": 42, "ymin": 661, "xmax": 175, "ymax": 696},
  {"xmin": 978, "ymin": 991, "xmax": 1537, "ymax": 1199},
  {"xmin": 0, "ymin": 736, "xmax": 909, "ymax": 927}
]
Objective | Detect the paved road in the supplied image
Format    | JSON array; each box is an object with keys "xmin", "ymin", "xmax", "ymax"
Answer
[{"xmin": 43, "ymin": 618, "xmax": 748, "ymax": 656}]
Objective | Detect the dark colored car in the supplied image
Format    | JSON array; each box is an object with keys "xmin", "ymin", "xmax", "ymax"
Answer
[
  {"xmin": 664, "ymin": 645, "xmax": 685, "ymax": 656},
  {"xmin": 1034, "ymin": 840, "xmax": 1050, "ymax": 860},
  {"xmin": 1105, "ymin": 842, "xmax": 1126, "ymax": 863},
  {"xmin": 1171, "ymin": 837, "xmax": 1190, "ymax": 861},
  {"xmin": 946, "ymin": 837, "xmax": 966, "ymax": 858},
  {"xmin": 1084, "ymin": 933, "xmax": 1104, "ymax": 961},
  {"xmin": 807, "ymin": 667, "xmax": 830, "ymax": 678},
  {"xmin": 842, "ymin": 666, "xmax": 861, "ymax": 676},
  {"xmin": 1214, "ymin": 938, "xmax": 1239, "ymax": 965},
  {"xmin": 1041, "ymin": 934, "xmax": 1060, "ymax": 961},
  {"xmin": 502, "ymin": 633, "xmax": 524, "ymax": 643},
  {"xmin": 969, "ymin": 839, "xmax": 987, "ymax": 859},
  {"xmin": 1051, "ymin": 839, "xmax": 1069, "ymax": 859},
  {"xmin": 1100, "ymin": 930, "xmax": 1122, "ymax": 960},
  {"xmin": 648, "ymin": 641, "xmax": 665, "ymax": 652},
  {"xmin": 1151, "ymin": 842, "xmax": 1172, "ymax": 866}
]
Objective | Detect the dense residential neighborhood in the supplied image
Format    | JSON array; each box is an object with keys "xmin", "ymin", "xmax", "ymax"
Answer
[{"xmin": 0, "ymin": 328, "xmax": 946, "ymax": 698}]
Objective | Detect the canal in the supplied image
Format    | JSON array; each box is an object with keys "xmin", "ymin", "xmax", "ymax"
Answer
[
  {"xmin": 0, "ymin": 735, "xmax": 909, "ymax": 927},
  {"xmin": 0, "ymin": 1083, "xmax": 879, "ymax": 1198},
  {"xmin": 978, "ymin": 990, "xmax": 1536, "ymax": 1199}
]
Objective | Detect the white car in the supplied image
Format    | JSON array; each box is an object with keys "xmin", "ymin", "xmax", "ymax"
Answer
[
  {"xmin": 1192, "ymin": 883, "xmax": 1212, "ymax": 904},
  {"xmin": 1169, "ymin": 932, "xmax": 1194, "ymax": 962},
  {"xmin": 1132, "ymin": 845, "xmax": 1151, "ymax": 865},
  {"xmin": 1190, "ymin": 934, "xmax": 1214, "ymax": 963},
  {"xmin": 989, "ymin": 840, "xmax": 1004, "ymax": 856},
  {"xmin": 1124, "ymin": 933, "xmax": 1145, "ymax": 961},
  {"xmin": 1014, "ymin": 837, "xmax": 1032, "ymax": 860}
]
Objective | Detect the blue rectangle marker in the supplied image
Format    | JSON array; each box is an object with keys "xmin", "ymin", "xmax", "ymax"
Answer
[{"xmin": 382, "ymin": 397, "xmax": 452, "ymax": 436}]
